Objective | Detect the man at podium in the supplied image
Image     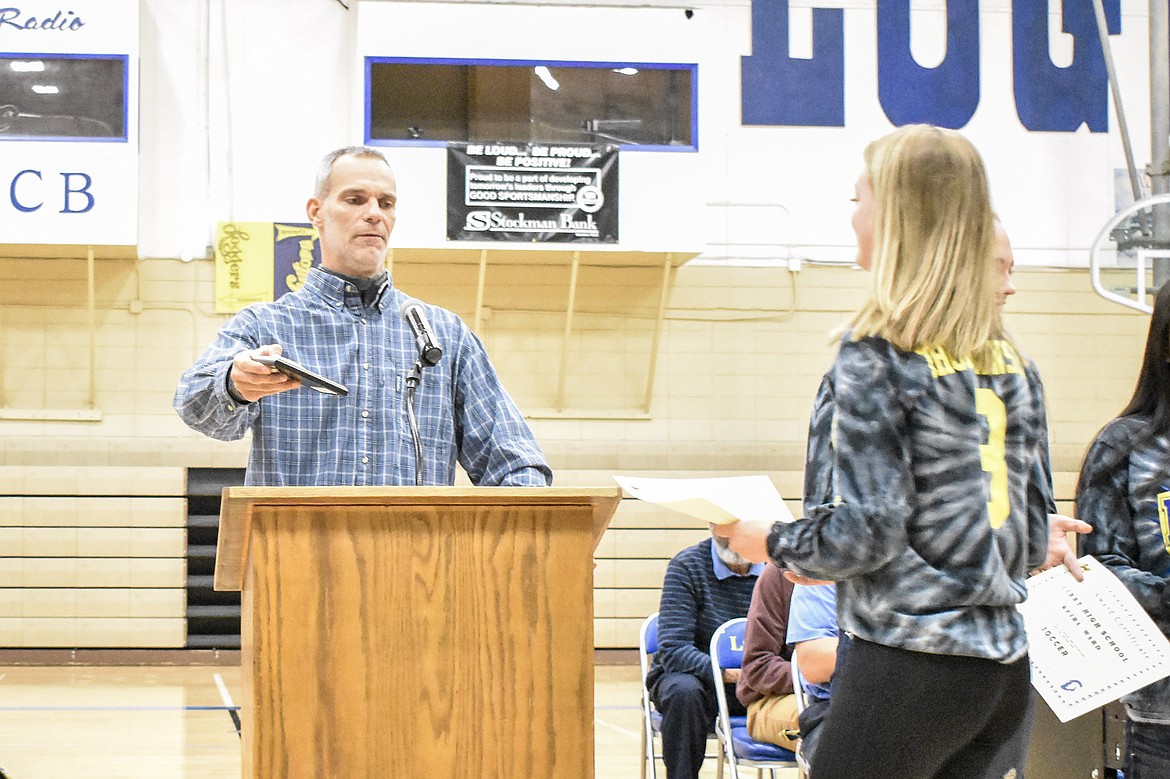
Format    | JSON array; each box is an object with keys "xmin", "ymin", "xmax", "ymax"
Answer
[{"xmin": 174, "ymin": 145, "xmax": 552, "ymax": 488}]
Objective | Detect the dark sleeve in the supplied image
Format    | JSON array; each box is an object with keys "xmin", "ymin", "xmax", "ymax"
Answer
[
  {"xmin": 1077, "ymin": 431, "xmax": 1170, "ymax": 624},
  {"xmin": 737, "ymin": 564, "xmax": 795, "ymax": 706},
  {"xmin": 802, "ymin": 375, "xmax": 837, "ymax": 513},
  {"xmin": 1034, "ymin": 367, "xmax": 1057, "ymax": 515},
  {"xmin": 767, "ymin": 339, "xmax": 913, "ymax": 579},
  {"xmin": 654, "ymin": 554, "xmax": 712, "ymax": 680},
  {"xmin": 1027, "ymin": 362, "xmax": 1055, "ymax": 569}
]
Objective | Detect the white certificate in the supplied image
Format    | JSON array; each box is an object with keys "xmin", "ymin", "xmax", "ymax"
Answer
[
  {"xmin": 613, "ymin": 474, "xmax": 795, "ymax": 525},
  {"xmin": 1017, "ymin": 556, "xmax": 1170, "ymax": 722}
]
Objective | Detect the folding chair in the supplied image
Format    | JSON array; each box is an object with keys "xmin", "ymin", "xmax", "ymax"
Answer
[
  {"xmin": 639, "ymin": 612, "xmax": 729, "ymax": 779},
  {"xmin": 789, "ymin": 648, "xmax": 811, "ymax": 779},
  {"xmin": 710, "ymin": 618, "xmax": 799, "ymax": 779},
  {"xmin": 639, "ymin": 612, "xmax": 663, "ymax": 779}
]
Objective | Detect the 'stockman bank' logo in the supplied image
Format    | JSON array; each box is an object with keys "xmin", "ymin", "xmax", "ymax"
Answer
[{"xmin": 464, "ymin": 210, "xmax": 599, "ymax": 237}]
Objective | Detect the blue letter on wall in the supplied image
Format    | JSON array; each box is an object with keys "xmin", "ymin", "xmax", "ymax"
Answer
[
  {"xmin": 1013, "ymin": 0, "xmax": 1120, "ymax": 132},
  {"xmin": 10, "ymin": 169, "xmax": 42, "ymax": 213},
  {"xmin": 877, "ymin": 0, "xmax": 980, "ymax": 128},
  {"xmin": 60, "ymin": 172, "xmax": 95, "ymax": 214},
  {"xmin": 741, "ymin": 0, "xmax": 845, "ymax": 126}
]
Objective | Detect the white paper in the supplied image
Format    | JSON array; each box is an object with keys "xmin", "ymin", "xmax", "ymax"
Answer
[
  {"xmin": 1017, "ymin": 556, "xmax": 1170, "ymax": 722},
  {"xmin": 613, "ymin": 474, "xmax": 795, "ymax": 525}
]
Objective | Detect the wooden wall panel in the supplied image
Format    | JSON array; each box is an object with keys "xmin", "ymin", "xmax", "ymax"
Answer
[
  {"xmin": 0, "ymin": 617, "xmax": 185, "ymax": 648},
  {"xmin": 0, "ymin": 462, "xmax": 1090, "ymax": 650},
  {"xmin": 0, "ymin": 468, "xmax": 188, "ymax": 648}
]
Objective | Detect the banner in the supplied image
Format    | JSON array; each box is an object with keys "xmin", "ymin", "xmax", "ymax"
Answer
[
  {"xmin": 0, "ymin": 0, "xmax": 139, "ymax": 247},
  {"xmin": 214, "ymin": 222, "xmax": 320, "ymax": 313},
  {"xmin": 447, "ymin": 142, "xmax": 618, "ymax": 243}
]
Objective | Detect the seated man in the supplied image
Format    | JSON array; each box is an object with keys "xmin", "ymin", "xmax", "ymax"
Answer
[
  {"xmin": 786, "ymin": 582, "xmax": 844, "ymax": 767},
  {"xmin": 646, "ymin": 525, "xmax": 765, "ymax": 779},
  {"xmin": 736, "ymin": 563, "xmax": 800, "ymax": 750}
]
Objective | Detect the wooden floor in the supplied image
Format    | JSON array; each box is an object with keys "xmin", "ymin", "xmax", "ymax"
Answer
[{"xmin": 0, "ymin": 664, "xmax": 798, "ymax": 778}]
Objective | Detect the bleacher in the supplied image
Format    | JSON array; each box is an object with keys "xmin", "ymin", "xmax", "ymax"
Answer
[{"xmin": 0, "ymin": 466, "xmax": 1083, "ymax": 651}]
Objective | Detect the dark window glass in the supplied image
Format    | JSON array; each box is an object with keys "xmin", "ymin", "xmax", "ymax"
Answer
[
  {"xmin": 366, "ymin": 58, "xmax": 695, "ymax": 151},
  {"xmin": 0, "ymin": 54, "xmax": 127, "ymax": 141}
]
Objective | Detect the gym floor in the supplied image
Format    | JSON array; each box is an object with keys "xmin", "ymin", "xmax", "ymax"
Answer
[{"xmin": 0, "ymin": 664, "xmax": 796, "ymax": 778}]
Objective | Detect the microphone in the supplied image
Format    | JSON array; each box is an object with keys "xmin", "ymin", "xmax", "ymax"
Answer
[
  {"xmin": 401, "ymin": 300, "xmax": 443, "ymax": 367},
  {"xmin": 400, "ymin": 299, "xmax": 440, "ymax": 487}
]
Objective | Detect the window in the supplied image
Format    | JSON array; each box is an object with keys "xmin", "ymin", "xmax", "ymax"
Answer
[
  {"xmin": 366, "ymin": 57, "xmax": 696, "ymax": 151},
  {"xmin": 0, "ymin": 53, "xmax": 127, "ymax": 141}
]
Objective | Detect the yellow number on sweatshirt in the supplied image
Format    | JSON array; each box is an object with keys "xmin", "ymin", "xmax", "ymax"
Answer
[{"xmin": 976, "ymin": 388, "xmax": 1009, "ymax": 529}]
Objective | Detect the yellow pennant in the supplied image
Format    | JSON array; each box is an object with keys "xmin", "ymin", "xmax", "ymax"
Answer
[{"xmin": 214, "ymin": 222, "xmax": 275, "ymax": 313}]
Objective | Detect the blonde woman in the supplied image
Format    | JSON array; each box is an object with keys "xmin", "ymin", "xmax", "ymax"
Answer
[{"xmin": 718, "ymin": 125, "xmax": 1061, "ymax": 778}]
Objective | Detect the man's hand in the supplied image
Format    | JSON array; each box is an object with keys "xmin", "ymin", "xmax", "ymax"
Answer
[
  {"xmin": 710, "ymin": 517, "xmax": 774, "ymax": 564},
  {"xmin": 1033, "ymin": 513, "xmax": 1093, "ymax": 581},
  {"xmin": 229, "ymin": 344, "xmax": 300, "ymax": 402}
]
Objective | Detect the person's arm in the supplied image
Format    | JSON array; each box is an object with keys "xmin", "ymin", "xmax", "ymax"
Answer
[
  {"xmin": 1033, "ymin": 366, "xmax": 1058, "ymax": 518},
  {"xmin": 654, "ymin": 555, "xmax": 712, "ymax": 679},
  {"xmin": 1025, "ymin": 363, "xmax": 1066, "ymax": 574},
  {"xmin": 785, "ymin": 584, "xmax": 839, "ymax": 694},
  {"xmin": 173, "ymin": 309, "xmax": 274, "ymax": 440},
  {"xmin": 766, "ymin": 339, "xmax": 914, "ymax": 579},
  {"xmin": 1077, "ymin": 432, "xmax": 1170, "ymax": 624},
  {"xmin": 794, "ymin": 637, "xmax": 837, "ymax": 684},
  {"xmin": 1021, "ymin": 364, "xmax": 1093, "ymax": 578},
  {"xmin": 802, "ymin": 376, "xmax": 837, "ymax": 513},
  {"xmin": 450, "ymin": 325, "xmax": 553, "ymax": 486},
  {"xmin": 737, "ymin": 566, "xmax": 795, "ymax": 705}
]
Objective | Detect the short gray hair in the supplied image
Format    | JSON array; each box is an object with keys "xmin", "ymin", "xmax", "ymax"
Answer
[{"xmin": 314, "ymin": 146, "xmax": 392, "ymax": 198}]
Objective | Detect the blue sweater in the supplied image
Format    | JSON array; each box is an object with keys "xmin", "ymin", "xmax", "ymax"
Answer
[{"xmin": 647, "ymin": 538, "xmax": 761, "ymax": 689}]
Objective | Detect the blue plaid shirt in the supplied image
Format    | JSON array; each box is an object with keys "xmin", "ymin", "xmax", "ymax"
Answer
[{"xmin": 174, "ymin": 268, "xmax": 552, "ymax": 487}]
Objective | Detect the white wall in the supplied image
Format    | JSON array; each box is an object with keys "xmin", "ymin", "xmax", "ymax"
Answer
[
  {"xmin": 138, "ymin": 0, "xmax": 358, "ymax": 259},
  {"xmin": 127, "ymin": 0, "xmax": 1154, "ymax": 266}
]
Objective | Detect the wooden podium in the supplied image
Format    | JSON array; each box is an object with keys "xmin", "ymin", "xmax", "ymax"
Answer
[{"xmin": 213, "ymin": 486, "xmax": 620, "ymax": 779}]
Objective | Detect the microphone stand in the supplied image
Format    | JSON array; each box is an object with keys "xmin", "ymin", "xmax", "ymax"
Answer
[{"xmin": 404, "ymin": 358, "xmax": 426, "ymax": 486}]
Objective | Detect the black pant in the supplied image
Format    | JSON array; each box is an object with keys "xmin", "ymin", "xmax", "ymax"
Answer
[
  {"xmin": 811, "ymin": 637, "xmax": 1034, "ymax": 779},
  {"xmin": 1125, "ymin": 717, "xmax": 1170, "ymax": 779},
  {"xmin": 797, "ymin": 695, "xmax": 832, "ymax": 767},
  {"xmin": 649, "ymin": 671, "xmax": 745, "ymax": 779}
]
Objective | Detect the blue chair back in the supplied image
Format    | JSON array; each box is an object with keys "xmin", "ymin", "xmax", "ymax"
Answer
[
  {"xmin": 713, "ymin": 618, "xmax": 746, "ymax": 671},
  {"xmin": 710, "ymin": 618, "xmax": 799, "ymax": 779},
  {"xmin": 643, "ymin": 612, "xmax": 659, "ymax": 655}
]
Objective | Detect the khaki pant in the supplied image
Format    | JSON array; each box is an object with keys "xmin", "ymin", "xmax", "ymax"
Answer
[{"xmin": 746, "ymin": 694, "xmax": 801, "ymax": 751}]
